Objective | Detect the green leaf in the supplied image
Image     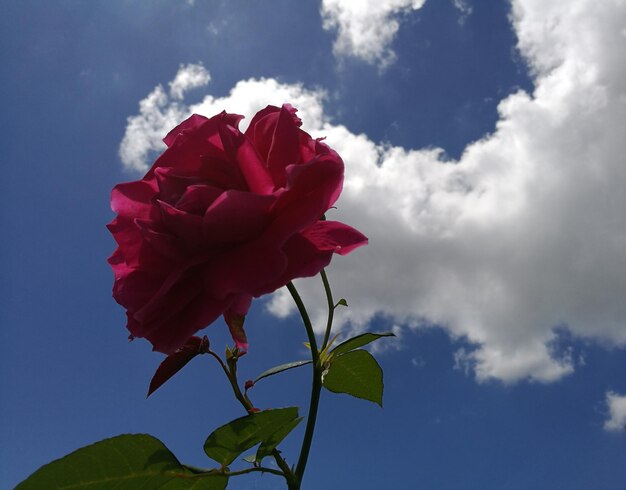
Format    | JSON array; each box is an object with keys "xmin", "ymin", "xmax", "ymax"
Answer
[
  {"xmin": 254, "ymin": 360, "xmax": 312, "ymax": 383},
  {"xmin": 330, "ymin": 332, "xmax": 395, "ymax": 357},
  {"xmin": 242, "ymin": 454, "xmax": 257, "ymax": 464},
  {"xmin": 323, "ymin": 350, "xmax": 384, "ymax": 406},
  {"xmin": 256, "ymin": 416, "xmax": 303, "ymax": 461},
  {"xmin": 16, "ymin": 434, "xmax": 228, "ymax": 489},
  {"xmin": 335, "ymin": 298, "xmax": 348, "ymax": 307},
  {"xmin": 204, "ymin": 407, "xmax": 300, "ymax": 466}
]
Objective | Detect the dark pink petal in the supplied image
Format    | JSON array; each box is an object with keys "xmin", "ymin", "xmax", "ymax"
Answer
[
  {"xmin": 154, "ymin": 167, "xmax": 203, "ymax": 205},
  {"xmin": 245, "ymin": 105, "xmax": 281, "ymax": 161},
  {"xmin": 111, "ymin": 179, "xmax": 159, "ymax": 220},
  {"xmin": 297, "ymin": 132, "xmax": 319, "ymax": 163},
  {"xmin": 150, "ymin": 115, "xmax": 224, "ymax": 177},
  {"xmin": 223, "ymin": 294, "xmax": 252, "ymax": 352},
  {"xmin": 107, "ymin": 217, "xmax": 141, "ymax": 256},
  {"xmin": 202, "ymin": 190, "xmax": 274, "ymax": 245},
  {"xmin": 176, "ymin": 184, "xmax": 224, "ymax": 215},
  {"xmin": 163, "ymin": 114, "xmax": 210, "ymax": 147},
  {"xmin": 245, "ymin": 105, "xmax": 302, "ymax": 163},
  {"xmin": 300, "ymin": 220, "xmax": 368, "ymax": 256},
  {"xmin": 200, "ymin": 155, "xmax": 248, "ymax": 191},
  {"xmin": 255, "ymin": 221, "xmax": 368, "ymax": 295},
  {"xmin": 147, "ymin": 336, "xmax": 209, "ymax": 397},
  {"xmin": 109, "ymin": 251, "xmax": 179, "ymax": 327},
  {"xmin": 137, "ymin": 291, "xmax": 225, "ymax": 354},
  {"xmin": 217, "ymin": 119, "xmax": 274, "ymax": 194},
  {"xmin": 268, "ymin": 157, "xmax": 344, "ymax": 243},
  {"xmin": 255, "ymin": 233, "xmax": 333, "ymax": 295},
  {"xmin": 234, "ymin": 138, "xmax": 275, "ymax": 194},
  {"xmin": 108, "ymin": 217, "xmax": 172, "ymax": 271},
  {"xmin": 229, "ymin": 293, "xmax": 252, "ymax": 316},
  {"xmin": 112, "ymin": 268, "xmax": 165, "ymax": 314},
  {"xmin": 222, "ymin": 111, "xmax": 245, "ymax": 130},
  {"xmin": 134, "ymin": 219, "xmax": 183, "ymax": 260},
  {"xmin": 157, "ymin": 200, "xmax": 203, "ymax": 245},
  {"xmin": 161, "ymin": 111, "xmax": 243, "ymax": 155},
  {"xmin": 282, "ymin": 103, "xmax": 303, "ymax": 126},
  {"xmin": 203, "ymin": 237, "xmax": 288, "ymax": 300},
  {"xmin": 265, "ymin": 106, "xmax": 301, "ymax": 188},
  {"xmin": 128, "ymin": 266, "xmax": 228, "ymax": 353},
  {"xmin": 284, "ymin": 153, "xmax": 344, "ymax": 210},
  {"xmin": 132, "ymin": 266, "xmax": 193, "ymax": 326}
]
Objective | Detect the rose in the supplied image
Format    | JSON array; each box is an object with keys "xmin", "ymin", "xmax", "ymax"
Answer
[{"xmin": 107, "ymin": 104, "xmax": 367, "ymax": 354}]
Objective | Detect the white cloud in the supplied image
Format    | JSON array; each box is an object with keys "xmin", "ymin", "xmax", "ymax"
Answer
[
  {"xmin": 169, "ymin": 63, "xmax": 211, "ymax": 100},
  {"xmin": 119, "ymin": 64, "xmax": 325, "ymax": 173},
  {"xmin": 119, "ymin": 64, "xmax": 211, "ymax": 173},
  {"xmin": 604, "ymin": 392, "xmax": 626, "ymax": 432},
  {"xmin": 320, "ymin": 0, "xmax": 426, "ymax": 67},
  {"xmin": 452, "ymin": 0, "xmax": 471, "ymax": 14},
  {"xmin": 452, "ymin": 0, "xmax": 473, "ymax": 24},
  {"xmin": 411, "ymin": 357, "xmax": 426, "ymax": 368},
  {"xmin": 119, "ymin": 0, "xmax": 626, "ymax": 384}
]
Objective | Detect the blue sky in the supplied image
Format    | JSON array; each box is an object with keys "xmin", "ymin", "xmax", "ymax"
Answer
[{"xmin": 2, "ymin": 0, "xmax": 626, "ymax": 488}]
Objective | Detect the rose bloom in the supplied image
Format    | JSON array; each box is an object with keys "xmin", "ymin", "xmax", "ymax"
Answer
[{"xmin": 107, "ymin": 104, "xmax": 367, "ymax": 354}]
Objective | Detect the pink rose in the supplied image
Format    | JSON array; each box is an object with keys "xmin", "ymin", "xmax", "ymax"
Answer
[{"xmin": 107, "ymin": 104, "xmax": 367, "ymax": 354}]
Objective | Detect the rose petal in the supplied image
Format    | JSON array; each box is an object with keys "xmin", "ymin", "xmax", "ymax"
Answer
[
  {"xmin": 157, "ymin": 200, "xmax": 203, "ymax": 245},
  {"xmin": 265, "ymin": 106, "xmax": 301, "ymax": 188},
  {"xmin": 223, "ymin": 294, "xmax": 252, "ymax": 352},
  {"xmin": 163, "ymin": 114, "xmax": 210, "ymax": 148},
  {"xmin": 202, "ymin": 190, "xmax": 274, "ymax": 245},
  {"xmin": 218, "ymin": 118, "xmax": 274, "ymax": 194},
  {"xmin": 245, "ymin": 105, "xmax": 302, "ymax": 165},
  {"xmin": 150, "ymin": 115, "xmax": 224, "ymax": 177},
  {"xmin": 111, "ymin": 179, "xmax": 159, "ymax": 219},
  {"xmin": 132, "ymin": 266, "xmax": 193, "ymax": 326},
  {"xmin": 154, "ymin": 167, "xmax": 203, "ymax": 205},
  {"xmin": 108, "ymin": 217, "xmax": 172, "ymax": 270},
  {"xmin": 176, "ymin": 184, "xmax": 224, "ymax": 215},
  {"xmin": 134, "ymin": 219, "xmax": 182, "ymax": 260},
  {"xmin": 284, "ymin": 154, "xmax": 344, "ymax": 210},
  {"xmin": 147, "ymin": 336, "xmax": 209, "ymax": 397},
  {"xmin": 300, "ymin": 220, "xmax": 369, "ymax": 256},
  {"xmin": 268, "ymin": 156, "xmax": 344, "ymax": 243},
  {"xmin": 204, "ymin": 237, "xmax": 288, "ymax": 299},
  {"xmin": 245, "ymin": 105, "xmax": 281, "ymax": 161},
  {"xmin": 109, "ymin": 250, "xmax": 174, "ymax": 320},
  {"xmin": 136, "ymin": 290, "xmax": 225, "ymax": 354},
  {"xmin": 200, "ymin": 154, "xmax": 248, "ymax": 191},
  {"xmin": 255, "ymin": 220, "xmax": 368, "ymax": 295}
]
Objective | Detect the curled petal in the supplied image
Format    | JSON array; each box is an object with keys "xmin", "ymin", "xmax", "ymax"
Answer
[
  {"xmin": 256, "ymin": 220, "xmax": 368, "ymax": 295},
  {"xmin": 111, "ymin": 180, "xmax": 158, "ymax": 220},
  {"xmin": 223, "ymin": 294, "xmax": 252, "ymax": 352},
  {"xmin": 268, "ymin": 157, "xmax": 344, "ymax": 243},
  {"xmin": 163, "ymin": 114, "xmax": 210, "ymax": 148},
  {"xmin": 300, "ymin": 220, "xmax": 369, "ymax": 256}
]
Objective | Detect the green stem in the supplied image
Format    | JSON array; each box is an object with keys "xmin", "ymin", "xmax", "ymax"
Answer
[
  {"xmin": 207, "ymin": 348, "xmax": 297, "ymax": 488},
  {"xmin": 287, "ymin": 282, "xmax": 323, "ymax": 489},
  {"xmin": 287, "ymin": 282, "xmax": 319, "ymax": 358},
  {"xmin": 225, "ymin": 466, "xmax": 286, "ymax": 478},
  {"xmin": 319, "ymin": 269, "xmax": 335, "ymax": 351}
]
